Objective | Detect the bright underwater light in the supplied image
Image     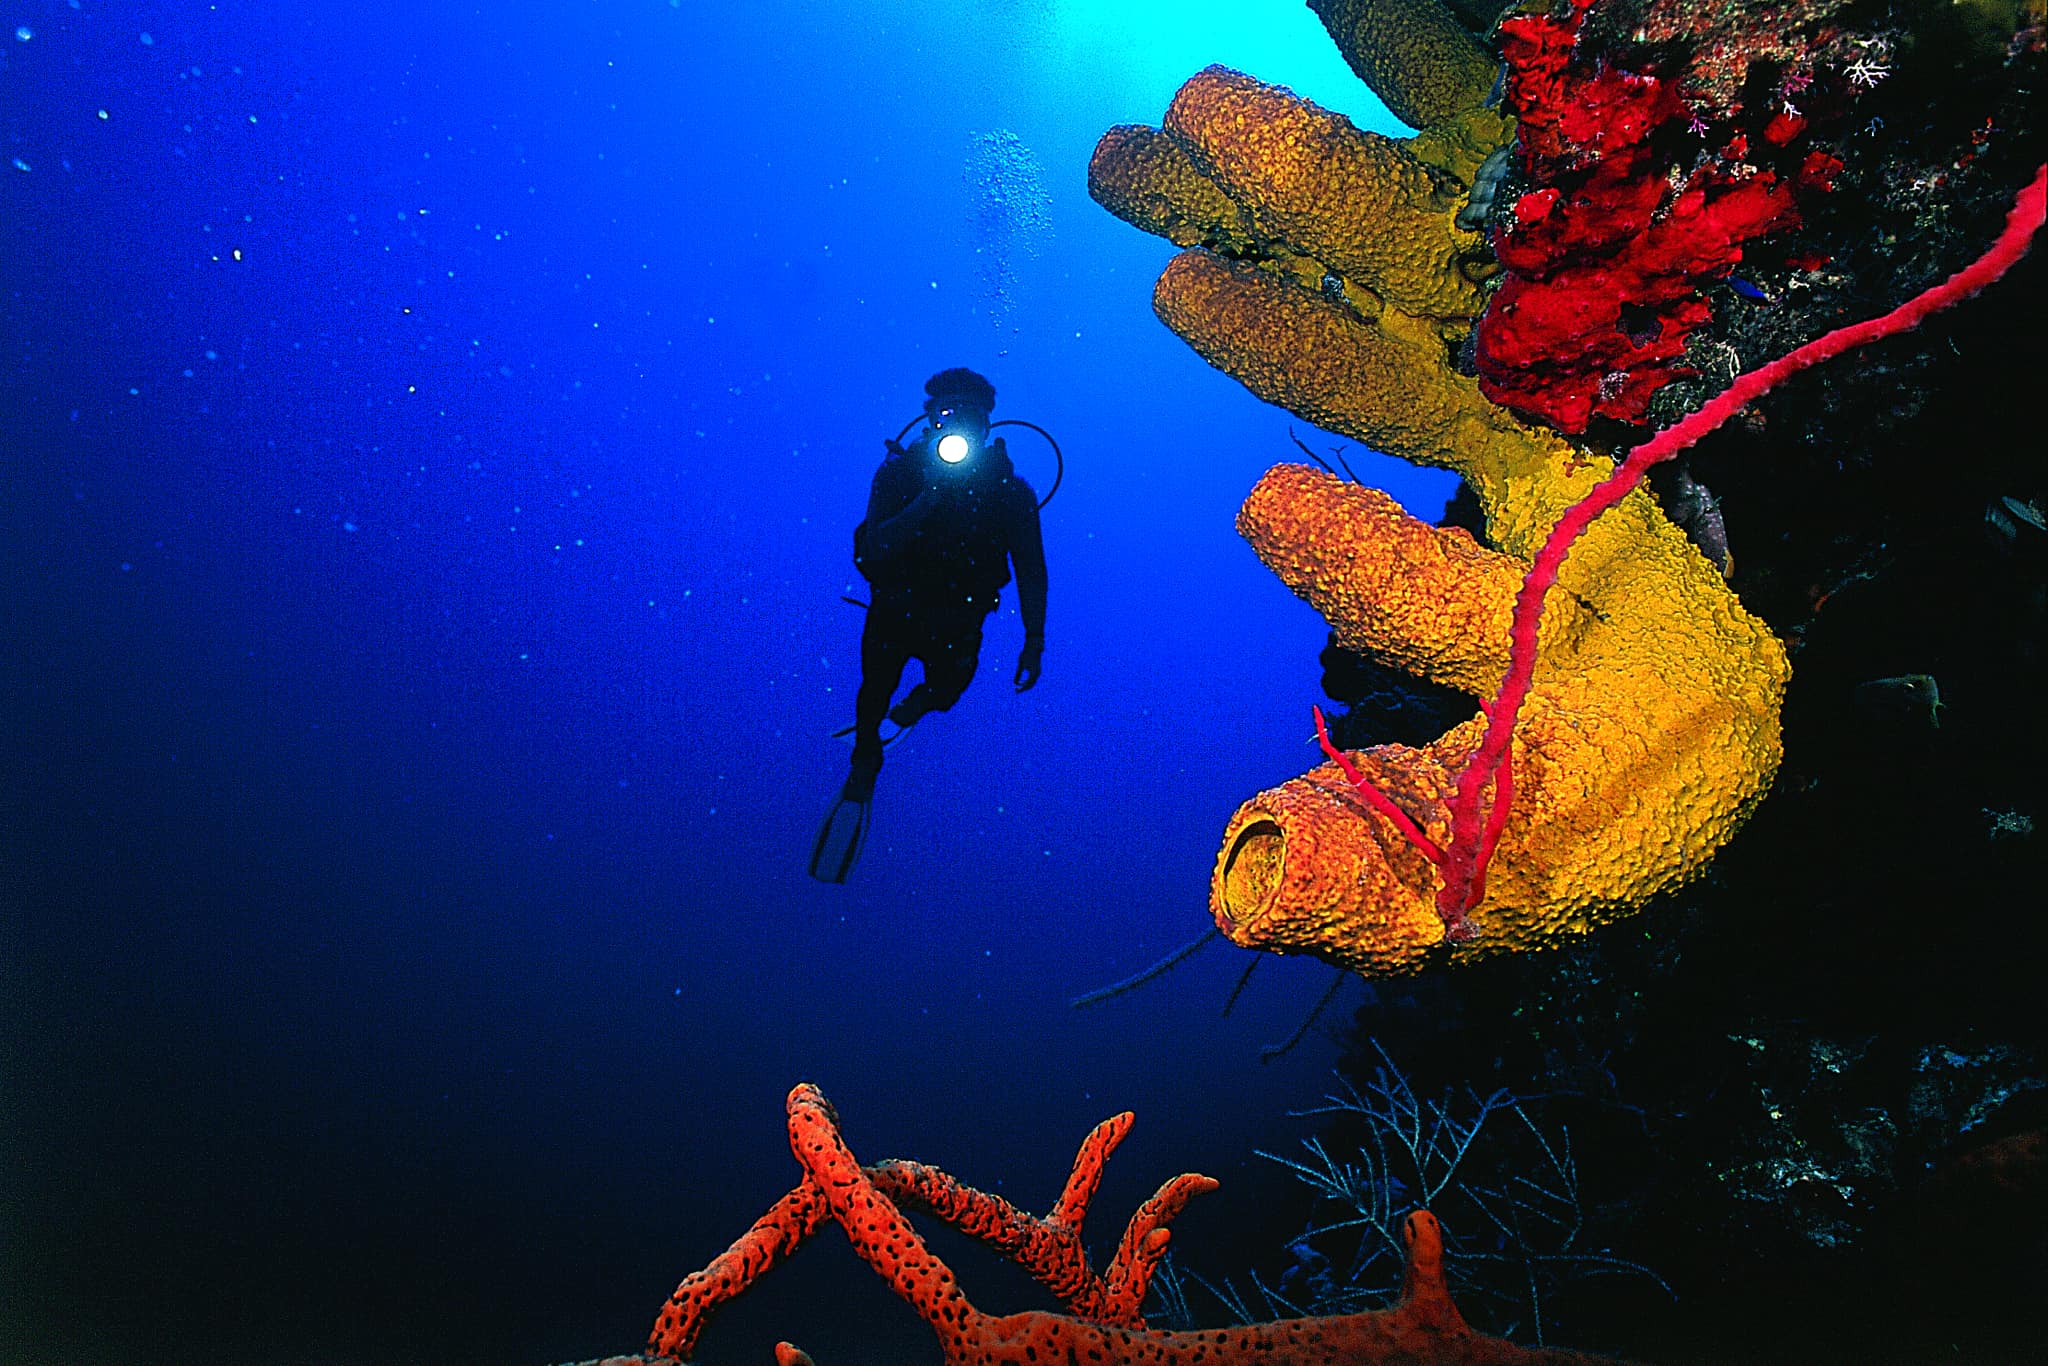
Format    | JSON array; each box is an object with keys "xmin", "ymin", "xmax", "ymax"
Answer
[{"xmin": 936, "ymin": 431, "xmax": 973, "ymax": 464}]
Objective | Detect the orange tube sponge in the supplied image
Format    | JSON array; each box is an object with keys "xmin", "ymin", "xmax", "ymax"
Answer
[{"xmin": 1213, "ymin": 464, "xmax": 1789, "ymax": 976}]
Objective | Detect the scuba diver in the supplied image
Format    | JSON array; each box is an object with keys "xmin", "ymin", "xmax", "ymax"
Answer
[{"xmin": 810, "ymin": 367, "xmax": 1050, "ymax": 882}]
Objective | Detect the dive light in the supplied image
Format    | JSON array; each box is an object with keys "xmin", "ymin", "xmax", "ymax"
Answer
[
  {"xmin": 885, "ymin": 407, "xmax": 1065, "ymax": 510},
  {"xmin": 932, "ymin": 405, "xmax": 980, "ymax": 465}
]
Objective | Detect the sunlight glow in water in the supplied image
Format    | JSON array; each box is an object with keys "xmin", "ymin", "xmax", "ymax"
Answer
[{"xmin": 1046, "ymin": 0, "xmax": 1411, "ymax": 133}]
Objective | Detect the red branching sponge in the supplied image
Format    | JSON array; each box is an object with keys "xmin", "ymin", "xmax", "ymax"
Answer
[{"xmin": 1473, "ymin": 0, "xmax": 1826, "ymax": 433}]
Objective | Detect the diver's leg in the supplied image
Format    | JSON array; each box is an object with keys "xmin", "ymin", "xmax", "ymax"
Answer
[
  {"xmin": 888, "ymin": 611, "xmax": 987, "ymax": 725},
  {"xmin": 849, "ymin": 606, "xmax": 911, "ymax": 797}
]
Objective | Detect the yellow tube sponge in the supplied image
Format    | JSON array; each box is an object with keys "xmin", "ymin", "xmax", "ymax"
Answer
[
  {"xmin": 1160, "ymin": 66, "xmax": 1485, "ymax": 320},
  {"xmin": 1148, "ymin": 249, "xmax": 1586, "ymax": 555},
  {"xmin": 1308, "ymin": 0, "xmax": 1502, "ymax": 132},
  {"xmin": 1092, "ymin": 0, "xmax": 1796, "ymax": 976},
  {"xmin": 1084, "ymin": 123, "xmax": 1261, "ymax": 256},
  {"xmin": 1213, "ymin": 466, "xmax": 1790, "ymax": 977}
]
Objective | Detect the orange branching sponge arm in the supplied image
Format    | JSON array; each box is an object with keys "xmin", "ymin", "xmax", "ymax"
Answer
[
  {"xmin": 1099, "ymin": 1167, "xmax": 1223, "ymax": 1324},
  {"xmin": 858, "ymin": 1108, "xmax": 1213, "ymax": 1325},
  {"xmin": 787, "ymin": 1088, "xmax": 1215, "ymax": 1338},
  {"xmin": 647, "ymin": 1181, "xmax": 829, "ymax": 1358},
  {"xmin": 781, "ymin": 1085, "xmax": 979, "ymax": 1353},
  {"xmin": 646, "ymin": 1095, "xmax": 1215, "ymax": 1358},
  {"xmin": 648, "ymin": 1085, "xmax": 1644, "ymax": 1365}
]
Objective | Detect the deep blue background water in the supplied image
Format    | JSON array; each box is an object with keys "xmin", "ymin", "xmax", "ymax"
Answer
[{"xmin": 3, "ymin": 3, "xmax": 1461, "ymax": 1361}]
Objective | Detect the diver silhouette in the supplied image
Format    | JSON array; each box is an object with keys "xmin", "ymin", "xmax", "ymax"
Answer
[{"xmin": 810, "ymin": 367, "xmax": 1048, "ymax": 882}]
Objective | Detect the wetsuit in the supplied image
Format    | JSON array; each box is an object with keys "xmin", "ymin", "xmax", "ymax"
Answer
[{"xmin": 848, "ymin": 433, "xmax": 1046, "ymax": 784}]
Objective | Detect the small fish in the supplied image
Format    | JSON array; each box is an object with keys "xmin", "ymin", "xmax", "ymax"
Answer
[
  {"xmin": 1726, "ymin": 276, "xmax": 1772, "ymax": 303},
  {"xmin": 1985, "ymin": 494, "xmax": 2046, "ymax": 553},
  {"xmin": 1852, "ymin": 673, "xmax": 1943, "ymax": 729},
  {"xmin": 1456, "ymin": 146, "xmax": 1513, "ymax": 232}
]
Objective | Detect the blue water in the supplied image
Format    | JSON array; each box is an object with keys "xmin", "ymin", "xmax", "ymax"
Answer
[{"xmin": 3, "ymin": 4, "xmax": 1459, "ymax": 1362}]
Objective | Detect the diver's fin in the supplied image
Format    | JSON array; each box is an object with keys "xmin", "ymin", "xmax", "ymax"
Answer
[{"xmin": 808, "ymin": 788, "xmax": 873, "ymax": 884}]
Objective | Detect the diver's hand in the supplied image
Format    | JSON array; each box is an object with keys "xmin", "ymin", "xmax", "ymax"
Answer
[{"xmin": 1013, "ymin": 639, "xmax": 1043, "ymax": 691}]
